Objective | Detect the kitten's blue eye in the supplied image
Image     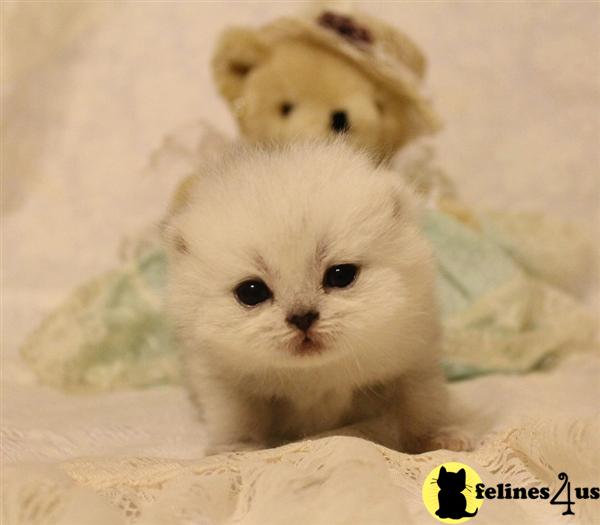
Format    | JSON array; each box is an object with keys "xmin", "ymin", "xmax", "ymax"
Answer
[
  {"xmin": 323, "ymin": 264, "xmax": 358, "ymax": 289},
  {"xmin": 234, "ymin": 279, "xmax": 272, "ymax": 306}
]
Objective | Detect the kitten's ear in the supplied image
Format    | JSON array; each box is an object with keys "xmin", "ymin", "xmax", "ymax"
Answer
[
  {"xmin": 383, "ymin": 170, "xmax": 419, "ymax": 222},
  {"xmin": 168, "ymin": 175, "xmax": 199, "ymax": 217},
  {"xmin": 161, "ymin": 216, "xmax": 189, "ymax": 256},
  {"xmin": 161, "ymin": 173, "xmax": 202, "ymax": 255},
  {"xmin": 440, "ymin": 466, "xmax": 447, "ymax": 475},
  {"xmin": 458, "ymin": 469, "xmax": 466, "ymax": 481}
]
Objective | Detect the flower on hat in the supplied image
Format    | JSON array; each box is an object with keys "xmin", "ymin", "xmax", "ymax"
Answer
[{"xmin": 317, "ymin": 11, "xmax": 373, "ymax": 47}]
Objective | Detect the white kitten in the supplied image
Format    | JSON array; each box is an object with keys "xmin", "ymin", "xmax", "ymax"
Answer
[{"xmin": 165, "ymin": 141, "xmax": 460, "ymax": 454}]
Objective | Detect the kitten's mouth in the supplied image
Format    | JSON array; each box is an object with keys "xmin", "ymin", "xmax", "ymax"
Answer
[{"xmin": 292, "ymin": 335, "xmax": 323, "ymax": 356}]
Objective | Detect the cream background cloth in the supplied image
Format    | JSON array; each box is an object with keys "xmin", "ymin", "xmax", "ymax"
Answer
[{"xmin": 2, "ymin": 2, "xmax": 599, "ymax": 524}]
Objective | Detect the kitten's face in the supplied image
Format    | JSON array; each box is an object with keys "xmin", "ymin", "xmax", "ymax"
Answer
[{"xmin": 167, "ymin": 143, "xmax": 435, "ymax": 373}]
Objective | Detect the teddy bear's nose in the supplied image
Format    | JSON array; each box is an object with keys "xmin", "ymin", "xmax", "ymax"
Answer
[{"xmin": 331, "ymin": 110, "xmax": 349, "ymax": 133}]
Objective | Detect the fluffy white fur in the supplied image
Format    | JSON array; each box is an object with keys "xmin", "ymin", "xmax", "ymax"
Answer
[{"xmin": 165, "ymin": 141, "xmax": 458, "ymax": 454}]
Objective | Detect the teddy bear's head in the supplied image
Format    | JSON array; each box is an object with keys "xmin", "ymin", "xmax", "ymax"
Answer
[{"xmin": 212, "ymin": 13, "xmax": 440, "ymax": 161}]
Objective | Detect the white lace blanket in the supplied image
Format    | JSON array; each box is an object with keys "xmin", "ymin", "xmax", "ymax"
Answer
[{"xmin": 3, "ymin": 352, "xmax": 599, "ymax": 524}]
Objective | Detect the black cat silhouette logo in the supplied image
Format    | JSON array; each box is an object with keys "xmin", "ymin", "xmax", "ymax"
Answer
[
  {"xmin": 422, "ymin": 462, "xmax": 484, "ymax": 522},
  {"xmin": 435, "ymin": 466, "xmax": 479, "ymax": 519}
]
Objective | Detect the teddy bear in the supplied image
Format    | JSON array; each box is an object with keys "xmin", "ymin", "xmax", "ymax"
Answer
[{"xmin": 211, "ymin": 10, "xmax": 439, "ymax": 162}]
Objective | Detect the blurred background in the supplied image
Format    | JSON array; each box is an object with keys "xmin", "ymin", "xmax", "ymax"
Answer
[{"xmin": 2, "ymin": 0, "xmax": 599, "ymax": 355}]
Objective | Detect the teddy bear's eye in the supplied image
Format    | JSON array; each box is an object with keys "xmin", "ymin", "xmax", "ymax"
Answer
[
  {"xmin": 280, "ymin": 102, "xmax": 294, "ymax": 117},
  {"xmin": 229, "ymin": 61, "xmax": 252, "ymax": 77},
  {"xmin": 375, "ymin": 100, "xmax": 385, "ymax": 114}
]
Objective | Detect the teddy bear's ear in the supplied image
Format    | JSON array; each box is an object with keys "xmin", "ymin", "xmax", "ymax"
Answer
[{"xmin": 212, "ymin": 27, "xmax": 269, "ymax": 104}]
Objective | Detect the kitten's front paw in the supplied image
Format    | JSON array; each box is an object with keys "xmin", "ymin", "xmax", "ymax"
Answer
[
  {"xmin": 418, "ymin": 428, "xmax": 474, "ymax": 453},
  {"xmin": 205, "ymin": 440, "xmax": 264, "ymax": 456}
]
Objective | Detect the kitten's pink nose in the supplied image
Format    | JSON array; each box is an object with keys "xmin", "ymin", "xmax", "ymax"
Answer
[{"xmin": 287, "ymin": 310, "xmax": 319, "ymax": 333}]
